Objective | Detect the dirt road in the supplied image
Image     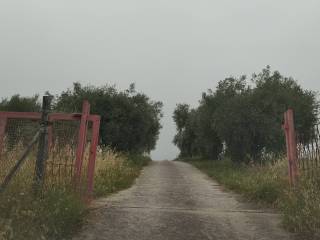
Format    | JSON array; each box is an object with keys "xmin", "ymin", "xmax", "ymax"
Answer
[{"xmin": 74, "ymin": 161, "xmax": 294, "ymax": 240}]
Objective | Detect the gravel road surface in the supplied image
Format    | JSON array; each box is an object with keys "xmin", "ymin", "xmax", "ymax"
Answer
[{"xmin": 74, "ymin": 161, "xmax": 295, "ymax": 240}]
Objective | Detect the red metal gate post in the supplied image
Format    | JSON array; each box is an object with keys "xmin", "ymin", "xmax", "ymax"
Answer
[
  {"xmin": 0, "ymin": 117, "xmax": 7, "ymax": 155},
  {"xmin": 74, "ymin": 100, "xmax": 90, "ymax": 188},
  {"xmin": 283, "ymin": 109, "xmax": 299, "ymax": 187},
  {"xmin": 86, "ymin": 116, "xmax": 100, "ymax": 201}
]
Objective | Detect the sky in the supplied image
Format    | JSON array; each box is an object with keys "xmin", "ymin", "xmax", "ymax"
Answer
[{"xmin": 0, "ymin": 0, "xmax": 319, "ymax": 160}]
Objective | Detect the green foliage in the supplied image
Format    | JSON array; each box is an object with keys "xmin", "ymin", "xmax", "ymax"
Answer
[
  {"xmin": 251, "ymin": 68, "xmax": 318, "ymax": 148},
  {"xmin": 173, "ymin": 66, "xmax": 318, "ymax": 163},
  {"xmin": 173, "ymin": 103, "xmax": 223, "ymax": 159},
  {"xmin": 213, "ymin": 90, "xmax": 268, "ymax": 162},
  {"xmin": 39, "ymin": 189, "xmax": 86, "ymax": 238},
  {"xmin": 0, "ymin": 94, "xmax": 41, "ymax": 112},
  {"xmin": 173, "ymin": 103, "xmax": 190, "ymax": 131},
  {"xmin": 94, "ymin": 150, "xmax": 150, "ymax": 197},
  {"xmin": 189, "ymin": 158, "xmax": 320, "ymax": 236},
  {"xmin": 191, "ymin": 159, "xmax": 287, "ymax": 205},
  {"xmin": 281, "ymin": 174, "xmax": 320, "ymax": 235},
  {"xmin": 54, "ymin": 82, "xmax": 163, "ymax": 154},
  {"xmin": 0, "ymin": 188, "xmax": 86, "ymax": 240},
  {"xmin": 94, "ymin": 160, "xmax": 139, "ymax": 197},
  {"xmin": 126, "ymin": 154, "xmax": 152, "ymax": 168}
]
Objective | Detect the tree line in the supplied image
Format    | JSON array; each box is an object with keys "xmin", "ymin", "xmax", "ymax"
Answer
[
  {"xmin": 173, "ymin": 66, "xmax": 318, "ymax": 163},
  {"xmin": 0, "ymin": 83, "xmax": 163, "ymax": 155}
]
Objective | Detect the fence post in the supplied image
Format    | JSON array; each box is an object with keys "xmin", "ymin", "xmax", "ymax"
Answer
[
  {"xmin": 86, "ymin": 116, "xmax": 100, "ymax": 201},
  {"xmin": 74, "ymin": 100, "xmax": 90, "ymax": 189},
  {"xmin": 283, "ymin": 109, "xmax": 299, "ymax": 187},
  {"xmin": 34, "ymin": 96, "xmax": 52, "ymax": 190}
]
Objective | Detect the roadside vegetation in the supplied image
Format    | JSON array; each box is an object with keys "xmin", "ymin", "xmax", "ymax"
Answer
[
  {"xmin": 189, "ymin": 158, "xmax": 320, "ymax": 236},
  {"xmin": 0, "ymin": 150, "xmax": 150, "ymax": 240},
  {"xmin": 190, "ymin": 158, "xmax": 287, "ymax": 206},
  {"xmin": 173, "ymin": 66, "xmax": 317, "ymax": 162},
  {"xmin": 94, "ymin": 149, "xmax": 150, "ymax": 197},
  {"xmin": 0, "ymin": 83, "xmax": 163, "ymax": 155},
  {"xmin": 174, "ymin": 66, "xmax": 320, "ymax": 235},
  {"xmin": 0, "ymin": 187, "xmax": 86, "ymax": 240},
  {"xmin": 0, "ymin": 83, "xmax": 159, "ymax": 239}
]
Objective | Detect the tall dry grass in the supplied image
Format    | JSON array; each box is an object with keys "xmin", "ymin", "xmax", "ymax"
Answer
[
  {"xmin": 0, "ymin": 143, "xmax": 86, "ymax": 240},
  {"xmin": 281, "ymin": 172, "xmax": 320, "ymax": 236},
  {"xmin": 93, "ymin": 149, "xmax": 148, "ymax": 197},
  {"xmin": 190, "ymin": 157, "xmax": 320, "ymax": 236},
  {"xmin": 0, "ymin": 144, "xmax": 150, "ymax": 239}
]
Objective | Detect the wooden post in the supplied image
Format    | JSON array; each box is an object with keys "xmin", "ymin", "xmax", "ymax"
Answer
[{"xmin": 74, "ymin": 100, "xmax": 90, "ymax": 188}]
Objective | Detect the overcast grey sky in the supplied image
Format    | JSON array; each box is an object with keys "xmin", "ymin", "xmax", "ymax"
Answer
[{"xmin": 0, "ymin": 0, "xmax": 319, "ymax": 160}]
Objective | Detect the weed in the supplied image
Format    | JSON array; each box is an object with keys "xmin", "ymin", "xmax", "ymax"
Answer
[
  {"xmin": 0, "ymin": 144, "xmax": 149, "ymax": 239},
  {"xmin": 189, "ymin": 158, "xmax": 320, "ymax": 235},
  {"xmin": 94, "ymin": 150, "xmax": 150, "ymax": 197},
  {"xmin": 0, "ymin": 188, "xmax": 86, "ymax": 240}
]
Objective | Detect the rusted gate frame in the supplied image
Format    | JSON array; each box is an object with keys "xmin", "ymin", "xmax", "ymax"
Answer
[
  {"xmin": 283, "ymin": 109, "xmax": 299, "ymax": 187},
  {"xmin": 0, "ymin": 101, "xmax": 100, "ymax": 199}
]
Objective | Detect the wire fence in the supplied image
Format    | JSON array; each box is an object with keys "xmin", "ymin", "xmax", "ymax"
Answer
[
  {"xmin": 45, "ymin": 120, "xmax": 80, "ymax": 190},
  {"xmin": 297, "ymin": 123, "xmax": 320, "ymax": 172},
  {"xmin": 0, "ymin": 99, "xmax": 100, "ymax": 200},
  {"xmin": 0, "ymin": 119, "xmax": 40, "ymax": 191},
  {"xmin": 284, "ymin": 108, "xmax": 320, "ymax": 187}
]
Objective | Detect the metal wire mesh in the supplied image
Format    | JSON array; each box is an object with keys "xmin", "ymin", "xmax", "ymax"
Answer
[
  {"xmin": 0, "ymin": 109, "xmax": 99, "ymax": 200},
  {"xmin": 0, "ymin": 118, "xmax": 93, "ymax": 193},
  {"xmin": 44, "ymin": 120, "xmax": 80, "ymax": 190},
  {"xmin": 0, "ymin": 119, "xmax": 40, "ymax": 192},
  {"xmin": 78, "ymin": 121, "xmax": 93, "ymax": 194},
  {"xmin": 297, "ymin": 124, "xmax": 320, "ymax": 172}
]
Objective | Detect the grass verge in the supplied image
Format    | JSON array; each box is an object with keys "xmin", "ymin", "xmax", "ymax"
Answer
[
  {"xmin": 0, "ymin": 188, "xmax": 86, "ymax": 240},
  {"xmin": 0, "ymin": 150, "xmax": 149, "ymax": 239},
  {"xmin": 94, "ymin": 150, "xmax": 150, "ymax": 197},
  {"xmin": 187, "ymin": 158, "xmax": 320, "ymax": 236}
]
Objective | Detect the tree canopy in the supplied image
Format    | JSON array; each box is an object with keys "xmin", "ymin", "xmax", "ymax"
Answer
[
  {"xmin": 0, "ymin": 94, "xmax": 41, "ymax": 112},
  {"xmin": 173, "ymin": 66, "xmax": 318, "ymax": 163},
  {"xmin": 54, "ymin": 83, "xmax": 163, "ymax": 154},
  {"xmin": 0, "ymin": 83, "xmax": 163, "ymax": 154}
]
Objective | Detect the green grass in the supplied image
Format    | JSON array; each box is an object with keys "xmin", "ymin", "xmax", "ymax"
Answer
[
  {"xmin": 281, "ymin": 175, "xmax": 320, "ymax": 235},
  {"xmin": 0, "ymin": 188, "xmax": 86, "ymax": 240},
  {"xmin": 94, "ymin": 151, "xmax": 150, "ymax": 197},
  {"xmin": 0, "ymin": 149, "xmax": 149, "ymax": 239},
  {"xmin": 188, "ymin": 158, "xmax": 320, "ymax": 236}
]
